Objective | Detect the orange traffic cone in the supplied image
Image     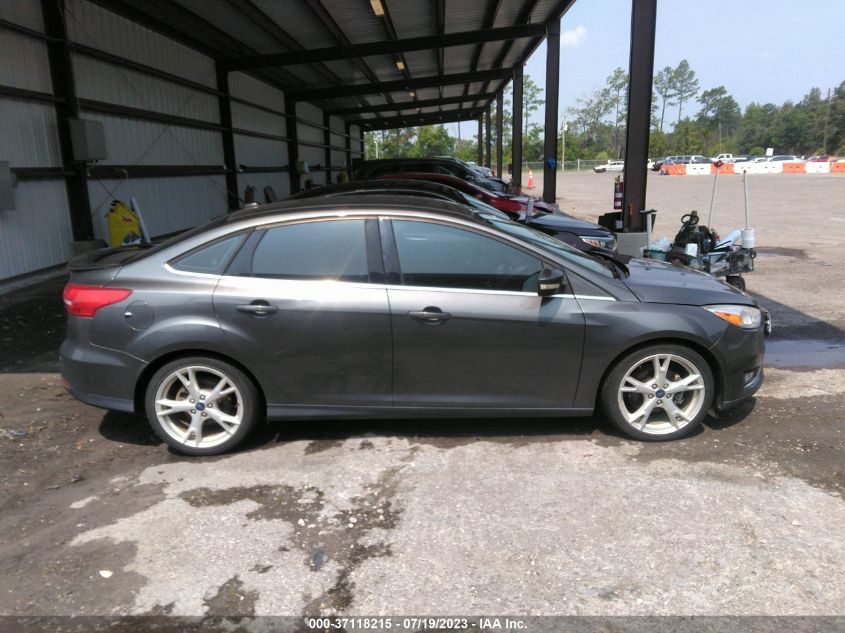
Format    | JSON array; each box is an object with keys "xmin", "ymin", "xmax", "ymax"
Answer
[{"xmin": 527, "ymin": 169, "xmax": 535, "ymax": 189}]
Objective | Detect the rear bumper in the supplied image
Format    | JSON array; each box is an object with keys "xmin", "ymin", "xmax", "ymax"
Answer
[
  {"xmin": 59, "ymin": 337, "xmax": 146, "ymax": 413},
  {"xmin": 64, "ymin": 385, "xmax": 135, "ymax": 413}
]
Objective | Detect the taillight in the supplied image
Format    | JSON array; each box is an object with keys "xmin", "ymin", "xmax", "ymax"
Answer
[{"xmin": 63, "ymin": 283, "xmax": 132, "ymax": 317}]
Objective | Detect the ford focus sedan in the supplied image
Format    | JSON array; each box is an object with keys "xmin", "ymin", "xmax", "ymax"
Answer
[{"xmin": 60, "ymin": 196, "xmax": 766, "ymax": 455}]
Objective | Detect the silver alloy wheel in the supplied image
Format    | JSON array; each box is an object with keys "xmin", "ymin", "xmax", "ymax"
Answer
[
  {"xmin": 616, "ymin": 353, "xmax": 707, "ymax": 436},
  {"xmin": 153, "ymin": 365, "xmax": 243, "ymax": 449}
]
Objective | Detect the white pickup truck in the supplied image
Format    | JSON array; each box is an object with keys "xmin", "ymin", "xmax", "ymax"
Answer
[{"xmin": 711, "ymin": 153, "xmax": 733, "ymax": 163}]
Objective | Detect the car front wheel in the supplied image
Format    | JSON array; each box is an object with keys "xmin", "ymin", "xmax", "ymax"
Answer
[
  {"xmin": 145, "ymin": 356, "xmax": 261, "ymax": 455},
  {"xmin": 601, "ymin": 344, "xmax": 714, "ymax": 441}
]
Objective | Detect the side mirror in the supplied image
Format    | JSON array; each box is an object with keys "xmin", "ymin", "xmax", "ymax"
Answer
[{"xmin": 538, "ymin": 268, "xmax": 565, "ymax": 297}]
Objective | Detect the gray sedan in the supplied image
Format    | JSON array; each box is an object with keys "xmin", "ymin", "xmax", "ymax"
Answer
[{"xmin": 60, "ymin": 196, "xmax": 766, "ymax": 455}]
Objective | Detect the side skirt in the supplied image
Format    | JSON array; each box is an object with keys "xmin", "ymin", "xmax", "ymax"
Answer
[{"xmin": 266, "ymin": 404, "xmax": 594, "ymax": 420}]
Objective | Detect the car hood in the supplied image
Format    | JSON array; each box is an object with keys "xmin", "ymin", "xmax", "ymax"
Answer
[
  {"xmin": 622, "ymin": 258, "xmax": 754, "ymax": 306},
  {"xmin": 527, "ymin": 212, "xmax": 610, "ymax": 236}
]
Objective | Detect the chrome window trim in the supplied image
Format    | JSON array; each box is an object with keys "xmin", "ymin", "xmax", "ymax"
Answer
[
  {"xmin": 160, "ymin": 267, "xmax": 617, "ymax": 301},
  {"xmin": 163, "ymin": 262, "xmax": 221, "ymax": 280},
  {"xmin": 386, "ymin": 283, "xmax": 616, "ymax": 301}
]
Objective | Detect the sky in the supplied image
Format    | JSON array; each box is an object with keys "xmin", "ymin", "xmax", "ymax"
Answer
[{"xmin": 456, "ymin": 0, "xmax": 845, "ymax": 137}]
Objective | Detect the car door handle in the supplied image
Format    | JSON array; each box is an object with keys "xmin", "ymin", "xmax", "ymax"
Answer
[
  {"xmin": 408, "ymin": 307, "xmax": 451, "ymax": 325},
  {"xmin": 236, "ymin": 301, "xmax": 278, "ymax": 316}
]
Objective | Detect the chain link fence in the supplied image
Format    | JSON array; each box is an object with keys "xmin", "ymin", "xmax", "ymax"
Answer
[{"xmin": 520, "ymin": 160, "xmax": 607, "ymax": 172}]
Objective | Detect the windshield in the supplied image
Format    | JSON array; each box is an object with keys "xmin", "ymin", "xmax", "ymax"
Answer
[
  {"xmin": 478, "ymin": 213, "xmax": 615, "ymax": 278},
  {"xmin": 459, "ymin": 193, "xmax": 508, "ymax": 217}
]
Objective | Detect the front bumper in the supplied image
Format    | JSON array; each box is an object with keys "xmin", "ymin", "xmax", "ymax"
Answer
[{"xmin": 710, "ymin": 322, "xmax": 767, "ymax": 411}]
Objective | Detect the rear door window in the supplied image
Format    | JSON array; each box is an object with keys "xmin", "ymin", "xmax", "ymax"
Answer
[{"xmin": 249, "ymin": 220, "xmax": 370, "ymax": 283}]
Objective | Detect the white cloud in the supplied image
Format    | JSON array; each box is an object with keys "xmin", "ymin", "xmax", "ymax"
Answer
[{"xmin": 561, "ymin": 25, "xmax": 587, "ymax": 47}]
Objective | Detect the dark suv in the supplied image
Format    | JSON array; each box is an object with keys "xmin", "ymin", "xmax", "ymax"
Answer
[{"xmin": 355, "ymin": 158, "xmax": 507, "ymax": 193}]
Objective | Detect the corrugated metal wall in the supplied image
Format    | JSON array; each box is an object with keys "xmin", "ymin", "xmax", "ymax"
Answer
[
  {"xmin": 67, "ymin": 0, "xmax": 228, "ymax": 243},
  {"xmin": 87, "ymin": 176, "xmax": 229, "ymax": 240},
  {"xmin": 0, "ymin": 0, "xmax": 363, "ymax": 282},
  {"xmin": 229, "ymin": 72, "xmax": 290, "ymax": 201},
  {"xmin": 0, "ymin": 5, "xmax": 74, "ymax": 279}
]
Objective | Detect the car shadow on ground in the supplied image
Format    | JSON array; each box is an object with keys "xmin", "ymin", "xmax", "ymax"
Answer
[
  {"xmin": 99, "ymin": 410, "xmax": 162, "ymax": 447},
  {"xmin": 749, "ymin": 290, "xmax": 845, "ymax": 341},
  {"xmin": 97, "ymin": 399, "xmax": 759, "ymax": 457}
]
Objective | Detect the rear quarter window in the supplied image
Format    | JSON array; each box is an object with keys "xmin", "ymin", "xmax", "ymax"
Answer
[{"xmin": 170, "ymin": 233, "xmax": 246, "ymax": 274}]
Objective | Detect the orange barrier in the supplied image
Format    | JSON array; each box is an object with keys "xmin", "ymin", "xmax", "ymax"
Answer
[
  {"xmin": 660, "ymin": 163, "xmax": 686, "ymax": 176},
  {"xmin": 831, "ymin": 162, "xmax": 845, "ymax": 173},
  {"xmin": 712, "ymin": 163, "xmax": 734, "ymax": 174},
  {"xmin": 782, "ymin": 162, "xmax": 806, "ymax": 174}
]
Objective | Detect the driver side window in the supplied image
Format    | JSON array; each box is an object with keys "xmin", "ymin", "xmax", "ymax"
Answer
[{"xmin": 392, "ymin": 220, "xmax": 542, "ymax": 292}]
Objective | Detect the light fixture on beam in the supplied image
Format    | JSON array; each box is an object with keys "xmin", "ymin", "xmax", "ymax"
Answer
[
  {"xmin": 396, "ymin": 60, "xmax": 405, "ymax": 71},
  {"xmin": 370, "ymin": 0, "xmax": 384, "ymax": 17}
]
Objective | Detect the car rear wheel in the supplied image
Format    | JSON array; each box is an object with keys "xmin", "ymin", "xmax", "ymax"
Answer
[
  {"xmin": 601, "ymin": 344, "xmax": 714, "ymax": 441},
  {"xmin": 145, "ymin": 357, "xmax": 261, "ymax": 455}
]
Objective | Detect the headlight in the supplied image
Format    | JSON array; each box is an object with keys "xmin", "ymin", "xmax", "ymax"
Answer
[
  {"xmin": 579, "ymin": 235, "xmax": 617, "ymax": 251},
  {"xmin": 705, "ymin": 305, "xmax": 762, "ymax": 329}
]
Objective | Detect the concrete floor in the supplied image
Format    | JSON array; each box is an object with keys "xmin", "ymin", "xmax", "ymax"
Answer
[{"xmin": 1, "ymin": 174, "xmax": 844, "ymax": 623}]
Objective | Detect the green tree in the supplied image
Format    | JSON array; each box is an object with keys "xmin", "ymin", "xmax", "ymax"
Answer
[
  {"xmin": 413, "ymin": 125, "xmax": 455, "ymax": 157},
  {"xmin": 521, "ymin": 75, "xmax": 544, "ymax": 139},
  {"xmin": 606, "ymin": 67, "xmax": 629, "ymax": 158},
  {"xmin": 672, "ymin": 59, "xmax": 700, "ymax": 127},
  {"xmin": 523, "ymin": 124, "xmax": 545, "ymax": 162},
  {"xmin": 737, "ymin": 102, "xmax": 778, "ymax": 152},
  {"xmin": 454, "ymin": 138, "xmax": 478, "ymax": 163},
  {"xmin": 653, "ymin": 66, "xmax": 676, "ymax": 133},
  {"xmin": 673, "ymin": 119, "xmax": 701, "ymax": 154},
  {"xmin": 649, "ymin": 128, "xmax": 668, "ymax": 158},
  {"xmin": 697, "ymin": 86, "xmax": 741, "ymax": 153},
  {"xmin": 828, "ymin": 81, "xmax": 845, "ymax": 153}
]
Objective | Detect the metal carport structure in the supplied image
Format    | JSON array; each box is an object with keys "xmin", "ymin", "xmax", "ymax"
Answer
[{"xmin": 0, "ymin": 0, "xmax": 656, "ymax": 282}]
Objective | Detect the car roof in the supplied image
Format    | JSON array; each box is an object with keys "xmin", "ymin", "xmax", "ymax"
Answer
[
  {"xmin": 229, "ymin": 194, "xmax": 483, "ymax": 224},
  {"xmin": 359, "ymin": 157, "xmax": 464, "ymax": 165},
  {"xmin": 288, "ymin": 179, "xmax": 466, "ymax": 200}
]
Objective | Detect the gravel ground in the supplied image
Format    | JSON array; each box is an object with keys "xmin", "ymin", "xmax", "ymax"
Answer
[{"xmin": 0, "ymin": 174, "xmax": 843, "ymax": 625}]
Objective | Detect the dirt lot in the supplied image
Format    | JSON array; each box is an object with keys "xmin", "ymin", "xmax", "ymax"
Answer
[{"xmin": 1, "ymin": 173, "xmax": 844, "ymax": 625}]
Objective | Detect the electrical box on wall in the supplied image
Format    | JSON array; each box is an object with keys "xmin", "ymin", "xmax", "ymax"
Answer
[
  {"xmin": 0, "ymin": 161, "xmax": 15, "ymax": 211},
  {"xmin": 68, "ymin": 118, "xmax": 107, "ymax": 162}
]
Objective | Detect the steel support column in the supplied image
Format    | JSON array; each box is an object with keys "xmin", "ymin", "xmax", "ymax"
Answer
[
  {"xmin": 485, "ymin": 106, "xmax": 492, "ymax": 168},
  {"xmin": 41, "ymin": 0, "xmax": 93, "ymax": 241},
  {"xmin": 542, "ymin": 18, "xmax": 560, "ymax": 204},
  {"xmin": 344, "ymin": 122, "xmax": 352, "ymax": 172},
  {"xmin": 215, "ymin": 63, "xmax": 239, "ymax": 210},
  {"xmin": 621, "ymin": 0, "xmax": 657, "ymax": 231},
  {"xmin": 496, "ymin": 90, "xmax": 503, "ymax": 178},
  {"xmin": 322, "ymin": 111, "xmax": 332, "ymax": 184},
  {"xmin": 476, "ymin": 118, "xmax": 483, "ymax": 165},
  {"xmin": 512, "ymin": 65, "xmax": 524, "ymax": 188},
  {"xmin": 285, "ymin": 94, "xmax": 300, "ymax": 194}
]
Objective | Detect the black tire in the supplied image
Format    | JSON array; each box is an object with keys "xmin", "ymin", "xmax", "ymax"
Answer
[
  {"xmin": 144, "ymin": 356, "xmax": 262, "ymax": 455},
  {"xmin": 726, "ymin": 275, "xmax": 746, "ymax": 292},
  {"xmin": 600, "ymin": 344, "xmax": 714, "ymax": 441}
]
